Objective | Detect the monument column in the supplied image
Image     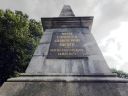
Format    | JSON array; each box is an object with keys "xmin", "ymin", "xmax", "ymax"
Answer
[
  {"xmin": 26, "ymin": 5, "xmax": 113, "ymax": 76},
  {"xmin": 0, "ymin": 5, "xmax": 128, "ymax": 96}
]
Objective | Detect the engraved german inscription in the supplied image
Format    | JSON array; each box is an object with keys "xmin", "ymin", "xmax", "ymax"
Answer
[{"xmin": 47, "ymin": 32, "xmax": 86, "ymax": 59}]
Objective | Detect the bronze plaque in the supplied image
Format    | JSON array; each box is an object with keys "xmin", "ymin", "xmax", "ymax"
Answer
[{"xmin": 47, "ymin": 32, "xmax": 86, "ymax": 59}]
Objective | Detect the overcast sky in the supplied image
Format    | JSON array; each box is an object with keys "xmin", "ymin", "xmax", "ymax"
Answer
[{"xmin": 0, "ymin": 0, "xmax": 128, "ymax": 72}]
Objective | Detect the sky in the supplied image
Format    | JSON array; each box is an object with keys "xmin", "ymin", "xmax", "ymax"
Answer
[{"xmin": 0, "ymin": 0, "xmax": 128, "ymax": 72}]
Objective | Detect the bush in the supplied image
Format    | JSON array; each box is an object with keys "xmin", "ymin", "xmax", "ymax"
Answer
[
  {"xmin": 0, "ymin": 9, "xmax": 43, "ymax": 85},
  {"xmin": 111, "ymin": 68, "xmax": 128, "ymax": 79}
]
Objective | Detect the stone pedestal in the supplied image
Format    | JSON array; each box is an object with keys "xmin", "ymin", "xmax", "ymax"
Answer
[{"xmin": 0, "ymin": 75, "xmax": 128, "ymax": 96}]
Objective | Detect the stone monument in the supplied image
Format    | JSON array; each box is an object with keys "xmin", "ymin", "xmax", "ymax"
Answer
[{"xmin": 0, "ymin": 5, "xmax": 128, "ymax": 96}]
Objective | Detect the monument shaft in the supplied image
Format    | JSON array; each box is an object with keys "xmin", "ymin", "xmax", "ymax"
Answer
[
  {"xmin": 0, "ymin": 5, "xmax": 128, "ymax": 96},
  {"xmin": 26, "ymin": 5, "xmax": 112, "ymax": 75}
]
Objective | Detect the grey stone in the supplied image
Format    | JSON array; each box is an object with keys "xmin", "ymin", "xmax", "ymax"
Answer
[
  {"xmin": 82, "ymin": 33, "xmax": 103, "ymax": 55},
  {"xmin": 88, "ymin": 55, "xmax": 112, "ymax": 74},
  {"xmin": 1, "ymin": 5, "xmax": 127, "ymax": 96},
  {"xmin": 1, "ymin": 81, "xmax": 128, "ymax": 96},
  {"xmin": 46, "ymin": 27, "xmax": 90, "ymax": 34},
  {"xmin": 39, "ymin": 32, "xmax": 53, "ymax": 43},
  {"xmin": 27, "ymin": 20, "xmax": 112, "ymax": 75},
  {"xmin": 59, "ymin": 5, "xmax": 75, "ymax": 17},
  {"xmin": 42, "ymin": 59, "xmax": 89, "ymax": 75},
  {"xmin": 6, "ymin": 76, "xmax": 128, "ymax": 82},
  {"xmin": 33, "ymin": 43, "xmax": 50, "ymax": 56},
  {"xmin": 25, "ymin": 56, "xmax": 45, "ymax": 73},
  {"xmin": 41, "ymin": 17, "xmax": 93, "ymax": 31},
  {"xmin": 117, "ymin": 83, "xmax": 128, "ymax": 96}
]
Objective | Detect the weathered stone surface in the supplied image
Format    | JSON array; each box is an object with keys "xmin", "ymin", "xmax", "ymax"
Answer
[
  {"xmin": 40, "ymin": 32, "xmax": 53, "ymax": 43},
  {"xmin": 46, "ymin": 28, "xmax": 90, "ymax": 34},
  {"xmin": 7, "ymin": 76, "xmax": 128, "ymax": 82},
  {"xmin": 88, "ymin": 55, "xmax": 112, "ymax": 74},
  {"xmin": 59, "ymin": 5, "xmax": 75, "ymax": 17},
  {"xmin": 43, "ymin": 59, "xmax": 89, "ymax": 75},
  {"xmin": 41, "ymin": 17, "xmax": 93, "ymax": 31},
  {"xmin": 1, "ymin": 5, "xmax": 127, "ymax": 96},
  {"xmin": 25, "ymin": 56, "xmax": 45, "ymax": 73},
  {"xmin": 26, "ymin": 58, "xmax": 89, "ymax": 75},
  {"xmin": 1, "ymin": 81, "xmax": 128, "ymax": 96},
  {"xmin": 26, "ymin": 27, "xmax": 112, "ymax": 75},
  {"xmin": 33, "ymin": 43, "xmax": 50, "ymax": 56}
]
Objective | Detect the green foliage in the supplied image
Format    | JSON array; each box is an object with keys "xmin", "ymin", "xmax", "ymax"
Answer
[
  {"xmin": 111, "ymin": 69, "xmax": 128, "ymax": 79},
  {"xmin": 0, "ymin": 9, "xmax": 43, "ymax": 85}
]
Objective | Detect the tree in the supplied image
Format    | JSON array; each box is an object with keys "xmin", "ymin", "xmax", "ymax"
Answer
[
  {"xmin": 111, "ymin": 69, "xmax": 128, "ymax": 79},
  {"xmin": 0, "ymin": 9, "xmax": 43, "ymax": 85}
]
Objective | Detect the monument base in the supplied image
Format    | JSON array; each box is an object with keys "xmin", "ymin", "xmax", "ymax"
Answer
[{"xmin": 0, "ymin": 75, "xmax": 128, "ymax": 96}]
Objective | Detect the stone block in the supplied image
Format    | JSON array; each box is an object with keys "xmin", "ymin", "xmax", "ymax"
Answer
[
  {"xmin": 42, "ymin": 58, "xmax": 89, "ymax": 75},
  {"xmin": 1, "ymin": 81, "xmax": 128, "ymax": 96}
]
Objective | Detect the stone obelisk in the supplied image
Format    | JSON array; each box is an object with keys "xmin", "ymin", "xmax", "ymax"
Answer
[
  {"xmin": 0, "ymin": 5, "xmax": 128, "ymax": 96},
  {"xmin": 26, "ymin": 5, "xmax": 112, "ymax": 75}
]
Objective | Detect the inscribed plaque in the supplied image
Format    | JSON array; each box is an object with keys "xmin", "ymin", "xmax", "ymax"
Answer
[{"xmin": 47, "ymin": 32, "xmax": 86, "ymax": 59}]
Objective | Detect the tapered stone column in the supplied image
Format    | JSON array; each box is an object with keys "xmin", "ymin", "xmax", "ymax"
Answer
[
  {"xmin": 0, "ymin": 5, "xmax": 128, "ymax": 96},
  {"xmin": 26, "ymin": 5, "xmax": 113, "ymax": 76}
]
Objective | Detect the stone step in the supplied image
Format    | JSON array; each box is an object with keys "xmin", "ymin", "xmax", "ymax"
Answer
[{"xmin": 7, "ymin": 76, "xmax": 128, "ymax": 83}]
